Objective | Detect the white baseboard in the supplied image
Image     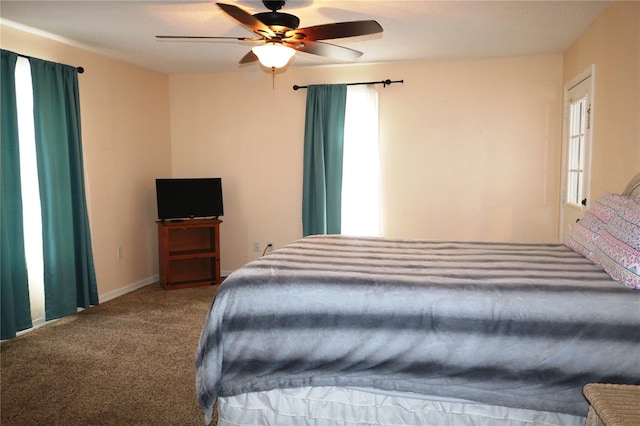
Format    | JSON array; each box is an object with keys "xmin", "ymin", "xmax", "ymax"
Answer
[{"xmin": 99, "ymin": 274, "xmax": 159, "ymax": 303}]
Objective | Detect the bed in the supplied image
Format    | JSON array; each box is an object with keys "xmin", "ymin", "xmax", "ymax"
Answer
[{"xmin": 196, "ymin": 177, "xmax": 640, "ymax": 426}]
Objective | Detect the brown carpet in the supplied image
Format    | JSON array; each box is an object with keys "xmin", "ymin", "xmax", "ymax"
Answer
[{"xmin": 1, "ymin": 283, "xmax": 219, "ymax": 425}]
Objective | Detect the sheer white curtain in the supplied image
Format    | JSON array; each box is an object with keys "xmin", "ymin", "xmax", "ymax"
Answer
[
  {"xmin": 341, "ymin": 85, "xmax": 380, "ymax": 237},
  {"xmin": 15, "ymin": 56, "xmax": 46, "ymax": 327}
]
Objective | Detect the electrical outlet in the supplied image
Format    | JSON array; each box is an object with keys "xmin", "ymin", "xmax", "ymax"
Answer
[{"xmin": 253, "ymin": 241, "xmax": 260, "ymax": 252}]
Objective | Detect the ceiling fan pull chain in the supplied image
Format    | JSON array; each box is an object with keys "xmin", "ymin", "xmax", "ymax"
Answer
[{"xmin": 272, "ymin": 67, "xmax": 276, "ymax": 90}]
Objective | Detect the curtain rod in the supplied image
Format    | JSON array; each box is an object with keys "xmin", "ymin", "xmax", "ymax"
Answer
[
  {"xmin": 16, "ymin": 52, "xmax": 84, "ymax": 74},
  {"xmin": 292, "ymin": 79, "xmax": 403, "ymax": 91}
]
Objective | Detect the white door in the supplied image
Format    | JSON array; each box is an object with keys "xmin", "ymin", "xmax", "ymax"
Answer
[{"xmin": 559, "ymin": 68, "xmax": 594, "ymax": 241}]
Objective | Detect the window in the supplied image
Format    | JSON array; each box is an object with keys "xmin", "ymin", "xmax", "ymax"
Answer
[
  {"xmin": 302, "ymin": 84, "xmax": 381, "ymax": 238},
  {"xmin": 341, "ymin": 85, "xmax": 380, "ymax": 237},
  {"xmin": 566, "ymin": 96, "xmax": 588, "ymax": 206},
  {"xmin": 15, "ymin": 57, "xmax": 46, "ymax": 327}
]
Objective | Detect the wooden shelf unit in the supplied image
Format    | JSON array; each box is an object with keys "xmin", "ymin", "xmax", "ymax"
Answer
[{"xmin": 157, "ymin": 219, "xmax": 221, "ymax": 289}]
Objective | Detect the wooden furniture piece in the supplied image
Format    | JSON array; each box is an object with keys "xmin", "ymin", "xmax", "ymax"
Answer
[
  {"xmin": 157, "ymin": 219, "xmax": 221, "ymax": 289},
  {"xmin": 584, "ymin": 383, "xmax": 640, "ymax": 426}
]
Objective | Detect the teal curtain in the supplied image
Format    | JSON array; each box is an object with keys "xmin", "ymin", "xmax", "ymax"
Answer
[
  {"xmin": 302, "ymin": 84, "xmax": 347, "ymax": 236},
  {"xmin": 30, "ymin": 58, "xmax": 98, "ymax": 320},
  {"xmin": 1, "ymin": 50, "xmax": 33, "ymax": 339}
]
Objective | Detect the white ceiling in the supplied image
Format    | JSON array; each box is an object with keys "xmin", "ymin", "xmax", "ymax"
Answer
[{"xmin": 0, "ymin": 0, "xmax": 612, "ymax": 75}]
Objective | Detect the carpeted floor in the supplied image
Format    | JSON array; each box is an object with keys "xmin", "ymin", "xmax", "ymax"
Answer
[{"xmin": 1, "ymin": 283, "xmax": 219, "ymax": 425}]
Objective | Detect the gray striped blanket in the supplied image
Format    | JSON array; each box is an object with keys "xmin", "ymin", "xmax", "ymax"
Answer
[{"xmin": 195, "ymin": 235, "xmax": 640, "ymax": 424}]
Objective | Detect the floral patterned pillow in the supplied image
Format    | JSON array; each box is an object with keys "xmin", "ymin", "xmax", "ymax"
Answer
[
  {"xmin": 564, "ymin": 193, "xmax": 629, "ymax": 261},
  {"xmin": 594, "ymin": 197, "xmax": 640, "ymax": 290}
]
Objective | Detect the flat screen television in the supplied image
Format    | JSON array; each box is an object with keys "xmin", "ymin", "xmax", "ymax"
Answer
[{"xmin": 156, "ymin": 178, "xmax": 224, "ymax": 220}]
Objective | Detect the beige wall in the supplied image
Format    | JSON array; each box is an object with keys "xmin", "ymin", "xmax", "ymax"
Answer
[
  {"xmin": 563, "ymin": 1, "xmax": 640, "ymax": 198},
  {"xmin": 1, "ymin": 24, "xmax": 172, "ymax": 299},
  {"xmin": 170, "ymin": 54, "xmax": 564, "ymax": 271}
]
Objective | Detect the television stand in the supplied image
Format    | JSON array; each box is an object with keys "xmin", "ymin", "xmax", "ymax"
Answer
[{"xmin": 156, "ymin": 219, "xmax": 222, "ymax": 289}]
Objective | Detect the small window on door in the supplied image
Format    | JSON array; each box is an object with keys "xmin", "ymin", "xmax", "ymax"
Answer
[{"xmin": 566, "ymin": 97, "xmax": 588, "ymax": 206}]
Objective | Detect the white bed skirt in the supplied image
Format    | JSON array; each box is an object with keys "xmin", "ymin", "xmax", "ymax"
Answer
[{"xmin": 217, "ymin": 386, "xmax": 586, "ymax": 426}]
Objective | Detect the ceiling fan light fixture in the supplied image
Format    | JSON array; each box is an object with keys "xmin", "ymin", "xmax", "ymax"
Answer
[{"xmin": 252, "ymin": 42, "xmax": 295, "ymax": 69}]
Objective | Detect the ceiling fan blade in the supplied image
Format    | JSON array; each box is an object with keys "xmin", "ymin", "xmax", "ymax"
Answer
[
  {"xmin": 216, "ymin": 3, "xmax": 275, "ymax": 38},
  {"xmin": 289, "ymin": 40, "xmax": 362, "ymax": 61},
  {"xmin": 285, "ymin": 20, "xmax": 382, "ymax": 42},
  {"xmin": 156, "ymin": 35, "xmax": 261, "ymax": 41},
  {"xmin": 239, "ymin": 50, "xmax": 258, "ymax": 64}
]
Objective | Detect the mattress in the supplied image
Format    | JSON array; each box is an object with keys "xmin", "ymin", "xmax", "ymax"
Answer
[{"xmin": 195, "ymin": 235, "xmax": 640, "ymax": 425}]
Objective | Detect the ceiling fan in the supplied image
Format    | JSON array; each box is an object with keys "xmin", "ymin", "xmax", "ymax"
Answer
[{"xmin": 156, "ymin": 1, "xmax": 383, "ymax": 69}]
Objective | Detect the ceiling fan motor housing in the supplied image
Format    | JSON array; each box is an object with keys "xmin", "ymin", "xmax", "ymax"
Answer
[{"xmin": 254, "ymin": 11, "xmax": 300, "ymax": 33}]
